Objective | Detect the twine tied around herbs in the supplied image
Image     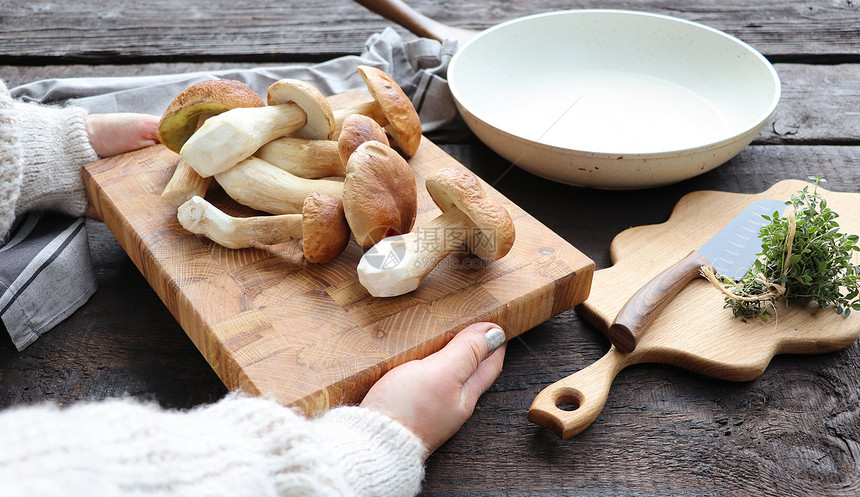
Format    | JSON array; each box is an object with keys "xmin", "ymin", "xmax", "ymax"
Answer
[{"xmin": 701, "ymin": 208, "xmax": 796, "ymax": 303}]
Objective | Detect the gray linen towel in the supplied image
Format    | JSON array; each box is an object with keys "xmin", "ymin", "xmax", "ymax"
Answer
[
  {"xmin": 0, "ymin": 213, "xmax": 96, "ymax": 350},
  {"xmin": 3, "ymin": 28, "xmax": 457, "ymax": 350},
  {"xmin": 11, "ymin": 28, "xmax": 458, "ymax": 131}
]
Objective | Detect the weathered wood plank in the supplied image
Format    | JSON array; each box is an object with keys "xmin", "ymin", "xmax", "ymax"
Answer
[
  {"xmin": 764, "ymin": 63, "xmax": 860, "ymax": 144},
  {"xmin": 3, "ymin": 63, "xmax": 860, "ymax": 146},
  {"xmin": 1, "ymin": 0, "xmax": 859, "ymax": 61}
]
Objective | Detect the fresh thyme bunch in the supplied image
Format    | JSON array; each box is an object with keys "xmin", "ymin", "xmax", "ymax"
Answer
[{"xmin": 719, "ymin": 177, "xmax": 860, "ymax": 321}]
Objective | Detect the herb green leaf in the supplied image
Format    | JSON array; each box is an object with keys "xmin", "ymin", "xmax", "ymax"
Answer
[{"xmin": 718, "ymin": 177, "xmax": 860, "ymax": 321}]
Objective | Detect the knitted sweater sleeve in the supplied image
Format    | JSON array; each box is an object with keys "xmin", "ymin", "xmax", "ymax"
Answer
[
  {"xmin": 0, "ymin": 394, "xmax": 428, "ymax": 497},
  {"xmin": 0, "ymin": 79, "xmax": 98, "ymax": 241}
]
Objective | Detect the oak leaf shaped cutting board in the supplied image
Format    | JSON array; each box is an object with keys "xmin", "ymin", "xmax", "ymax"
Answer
[
  {"xmin": 82, "ymin": 89, "xmax": 593, "ymax": 415},
  {"xmin": 529, "ymin": 179, "xmax": 860, "ymax": 439}
]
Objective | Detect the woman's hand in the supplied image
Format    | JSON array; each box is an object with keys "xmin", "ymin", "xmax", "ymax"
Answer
[
  {"xmin": 85, "ymin": 113, "xmax": 160, "ymax": 158},
  {"xmin": 83, "ymin": 113, "xmax": 160, "ymax": 219},
  {"xmin": 360, "ymin": 322, "xmax": 507, "ymax": 456}
]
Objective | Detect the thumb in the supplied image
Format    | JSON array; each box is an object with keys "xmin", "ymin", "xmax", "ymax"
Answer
[{"xmin": 425, "ymin": 322, "xmax": 507, "ymax": 402}]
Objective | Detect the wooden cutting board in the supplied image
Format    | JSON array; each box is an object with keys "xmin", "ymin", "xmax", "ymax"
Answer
[
  {"xmin": 82, "ymin": 90, "xmax": 594, "ymax": 415},
  {"xmin": 529, "ymin": 179, "xmax": 860, "ymax": 439}
]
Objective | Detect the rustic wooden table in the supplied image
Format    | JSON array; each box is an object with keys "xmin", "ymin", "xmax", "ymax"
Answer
[{"xmin": 2, "ymin": 1, "xmax": 859, "ymax": 495}]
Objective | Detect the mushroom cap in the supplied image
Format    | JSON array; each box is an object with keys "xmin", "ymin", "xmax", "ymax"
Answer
[
  {"xmin": 158, "ymin": 79, "xmax": 265, "ymax": 153},
  {"xmin": 337, "ymin": 114, "xmax": 390, "ymax": 167},
  {"xmin": 343, "ymin": 141, "xmax": 417, "ymax": 249},
  {"xmin": 267, "ymin": 79, "xmax": 335, "ymax": 140},
  {"xmin": 425, "ymin": 166, "xmax": 516, "ymax": 261},
  {"xmin": 300, "ymin": 192, "xmax": 350, "ymax": 264},
  {"xmin": 357, "ymin": 65, "xmax": 422, "ymax": 158}
]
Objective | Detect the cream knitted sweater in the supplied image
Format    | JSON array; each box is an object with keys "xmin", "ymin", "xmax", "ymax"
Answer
[
  {"xmin": 0, "ymin": 81, "xmax": 427, "ymax": 495},
  {"xmin": 0, "ymin": 80, "xmax": 97, "ymax": 242},
  {"xmin": 0, "ymin": 394, "xmax": 427, "ymax": 496}
]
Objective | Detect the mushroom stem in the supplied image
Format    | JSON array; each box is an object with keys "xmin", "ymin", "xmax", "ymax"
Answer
[
  {"xmin": 214, "ymin": 156, "xmax": 343, "ymax": 214},
  {"xmin": 333, "ymin": 102, "xmax": 388, "ymax": 134},
  {"xmin": 181, "ymin": 103, "xmax": 307, "ymax": 177},
  {"xmin": 254, "ymin": 137, "xmax": 343, "ymax": 179},
  {"xmin": 256, "ymin": 113, "xmax": 391, "ymax": 179},
  {"xmin": 179, "ymin": 193, "xmax": 350, "ymax": 263},
  {"xmin": 177, "ymin": 196, "xmax": 302, "ymax": 249},
  {"xmin": 357, "ymin": 207, "xmax": 472, "ymax": 297},
  {"xmin": 161, "ymin": 114, "xmax": 215, "ymax": 207},
  {"xmin": 162, "ymin": 159, "xmax": 213, "ymax": 207}
]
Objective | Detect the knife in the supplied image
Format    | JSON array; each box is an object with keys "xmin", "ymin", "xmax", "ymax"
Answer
[{"xmin": 607, "ymin": 198, "xmax": 786, "ymax": 353}]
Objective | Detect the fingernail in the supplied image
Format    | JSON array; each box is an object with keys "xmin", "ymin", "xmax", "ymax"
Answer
[{"xmin": 485, "ymin": 327, "xmax": 506, "ymax": 354}]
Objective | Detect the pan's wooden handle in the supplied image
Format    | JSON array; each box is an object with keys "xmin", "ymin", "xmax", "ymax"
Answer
[
  {"xmin": 352, "ymin": 0, "xmax": 475, "ymax": 44},
  {"xmin": 607, "ymin": 250, "xmax": 710, "ymax": 353},
  {"xmin": 353, "ymin": 0, "xmax": 447, "ymax": 40},
  {"xmin": 529, "ymin": 350, "xmax": 627, "ymax": 439}
]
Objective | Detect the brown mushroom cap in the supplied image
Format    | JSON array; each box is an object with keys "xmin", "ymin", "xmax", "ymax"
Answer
[
  {"xmin": 158, "ymin": 79, "xmax": 265, "ymax": 153},
  {"xmin": 342, "ymin": 141, "xmax": 417, "ymax": 249},
  {"xmin": 337, "ymin": 114, "xmax": 390, "ymax": 167},
  {"xmin": 267, "ymin": 79, "xmax": 335, "ymax": 140},
  {"xmin": 357, "ymin": 65, "xmax": 422, "ymax": 158},
  {"xmin": 425, "ymin": 166, "xmax": 516, "ymax": 261},
  {"xmin": 300, "ymin": 193, "xmax": 350, "ymax": 264}
]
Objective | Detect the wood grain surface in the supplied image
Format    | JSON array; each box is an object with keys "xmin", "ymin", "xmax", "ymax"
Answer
[
  {"xmin": 2, "ymin": 0, "xmax": 859, "ymax": 62},
  {"xmin": 81, "ymin": 90, "xmax": 593, "ymax": 414},
  {"xmin": 530, "ymin": 179, "xmax": 860, "ymax": 438}
]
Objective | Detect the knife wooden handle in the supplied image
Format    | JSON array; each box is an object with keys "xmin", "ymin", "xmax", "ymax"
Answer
[
  {"xmin": 607, "ymin": 250, "xmax": 711, "ymax": 353},
  {"xmin": 528, "ymin": 348, "xmax": 628, "ymax": 439}
]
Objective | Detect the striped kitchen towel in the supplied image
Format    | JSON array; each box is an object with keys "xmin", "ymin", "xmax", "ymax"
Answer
[{"xmin": 0, "ymin": 212, "xmax": 96, "ymax": 351}]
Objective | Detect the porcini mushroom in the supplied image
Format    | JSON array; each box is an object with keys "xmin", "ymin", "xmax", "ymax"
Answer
[
  {"xmin": 177, "ymin": 193, "xmax": 349, "ymax": 263},
  {"xmin": 356, "ymin": 166, "xmax": 515, "ymax": 297},
  {"xmin": 342, "ymin": 140, "xmax": 417, "ymax": 249},
  {"xmin": 180, "ymin": 79, "xmax": 335, "ymax": 177},
  {"xmin": 157, "ymin": 79, "xmax": 266, "ymax": 207},
  {"xmin": 158, "ymin": 79, "xmax": 265, "ymax": 153},
  {"xmin": 214, "ymin": 157, "xmax": 343, "ymax": 215},
  {"xmin": 254, "ymin": 114, "xmax": 389, "ymax": 179},
  {"xmin": 333, "ymin": 65, "xmax": 422, "ymax": 158}
]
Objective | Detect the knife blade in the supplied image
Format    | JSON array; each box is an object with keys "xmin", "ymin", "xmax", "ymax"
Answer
[{"xmin": 607, "ymin": 198, "xmax": 786, "ymax": 353}]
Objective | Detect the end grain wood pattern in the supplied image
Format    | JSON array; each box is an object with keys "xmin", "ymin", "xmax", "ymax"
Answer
[
  {"xmin": 530, "ymin": 179, "xmax": 860, "ymax": 439},
  {"xmin": 82, "ymin": 90, "xmax": 593, "ymax": 414}
]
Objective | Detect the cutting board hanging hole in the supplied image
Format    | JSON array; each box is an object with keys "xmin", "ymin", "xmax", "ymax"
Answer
[{"xmin": 554, "ymin": 388, "xmax": 583, "ymax": 412}]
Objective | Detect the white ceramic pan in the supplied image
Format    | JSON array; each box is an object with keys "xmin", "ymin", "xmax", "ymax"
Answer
[{"xmin": 356, "ymin": 2, "xmax": 781, "ymax": 190}]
